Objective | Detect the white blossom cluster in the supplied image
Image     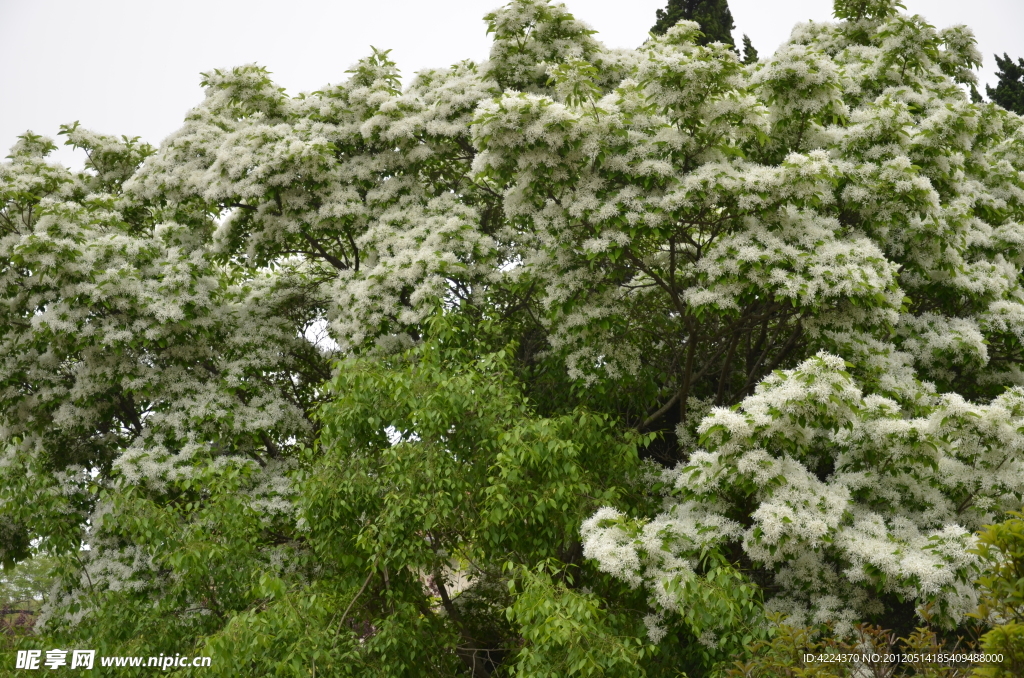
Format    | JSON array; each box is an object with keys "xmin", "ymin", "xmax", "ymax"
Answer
[{"xmin": 584, "ymin": 352, "xmax": 1024, "ymax": 634}]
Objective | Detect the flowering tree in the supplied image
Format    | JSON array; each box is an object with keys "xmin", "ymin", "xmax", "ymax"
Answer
[{"xmin": 1, "ymin": 0, "xmax": 1023, "ymax": 674}]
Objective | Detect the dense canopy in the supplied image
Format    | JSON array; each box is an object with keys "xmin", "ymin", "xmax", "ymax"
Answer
[{"xmin": 2, "ymin": 0, "xmax": 1024, "ymax": 675}]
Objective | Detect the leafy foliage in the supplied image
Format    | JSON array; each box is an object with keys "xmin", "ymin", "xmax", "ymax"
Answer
[
  {"xmin": 971, "ymin": 512, "xmax": 1024, "ymax": 677},
  {"xmin": 506, "ymin": 563, "xmax": 651, "ymax": 678},
  {"xmin": 295, "ymin": 317, "xmax": 654, "ymax": 676}
]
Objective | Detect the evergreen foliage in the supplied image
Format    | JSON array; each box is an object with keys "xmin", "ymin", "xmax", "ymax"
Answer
[
  {"xmin": 741, "ymin": 34, "xmax": 758, "ymax": 64},
  {"xmin": 986, "ymin": 53, "xmax": 1024, "ymax": 115},
  {"xmin": 651, "ymin": 0, "xmax": 736, "ymax": 45}
]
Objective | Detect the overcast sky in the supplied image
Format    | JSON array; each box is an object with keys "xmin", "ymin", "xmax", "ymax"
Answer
[{"xmin": 2, "ymin": 0, "xmax": 1021, "ymax": 168}]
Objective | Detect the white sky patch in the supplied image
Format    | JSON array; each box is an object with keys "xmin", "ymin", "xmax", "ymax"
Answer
[{"xmin": 303, "ymin": 318, "xmax": 340, "ymax": 354}]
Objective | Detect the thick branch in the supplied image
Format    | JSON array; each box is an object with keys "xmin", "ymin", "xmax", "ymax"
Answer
[
  {"xmin": 716, "ymin": 330, "xmax": 740, "ymax": 405},
  {"xmin": 678, "ymin": 319, "xmax": 700, "ymax": 422},
  {"xmin": 298, "ymin": 229, "xmax": 348, "ymax": 271},
  {"xmin": 433, "ymin": 574, "xmax": 491, "ymax": 678},
  {"xmin": 641, "ymin": 390, "xmax": 682, "ymax": 430}
]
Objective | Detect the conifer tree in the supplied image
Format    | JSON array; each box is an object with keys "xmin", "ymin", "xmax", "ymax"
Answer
[
  {"xmin": 987, "ymin": 52, "xmax": 1024, "ymax": 114},
  {"xmin": 741, "ymin": 33, "xmax": 758, "ymax": 63},
  {"xmin": 651, "ymin": 0, "xmax": 735, "ymax": 45}
]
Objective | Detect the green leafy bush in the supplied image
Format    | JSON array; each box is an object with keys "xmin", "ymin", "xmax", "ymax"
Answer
[{"xmin": 971, "ymin": 512, "xmax": 1024, "ymax": 677}]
